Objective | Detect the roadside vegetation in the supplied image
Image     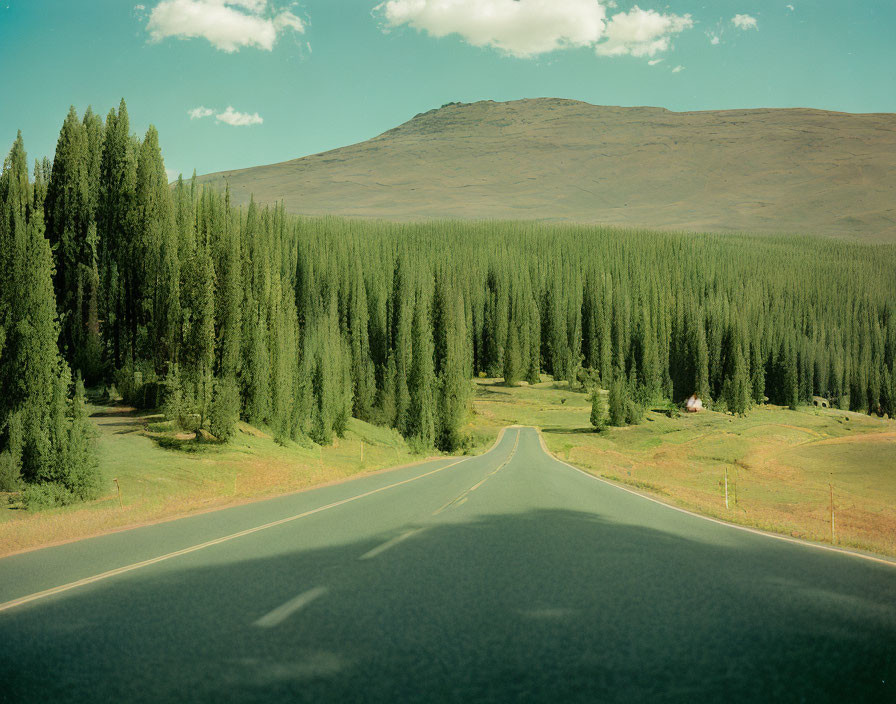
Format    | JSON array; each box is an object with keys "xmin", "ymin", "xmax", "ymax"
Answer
[
  {"xmin": 1, "ymin": 101, "xmax": 894, "ymax": 554},
  {"xmin": 471, "ymin": 377, "xmax": 896, "ymax": 557},
  {"xmin": 0, "ymin": 395, "xmax": 429, "ymax": 556}
]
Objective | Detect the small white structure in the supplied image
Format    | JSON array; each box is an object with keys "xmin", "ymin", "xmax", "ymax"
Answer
[{"xmin": 685, "ymin": 394, "xmax": 703, "ymax": 413}]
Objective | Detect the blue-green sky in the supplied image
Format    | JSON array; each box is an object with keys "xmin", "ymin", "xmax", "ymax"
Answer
[{"xmin": 1, "ymin": 0, "xmax": 894, "ymax": 179}]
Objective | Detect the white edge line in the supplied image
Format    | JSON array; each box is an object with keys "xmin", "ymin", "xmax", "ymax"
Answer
[
  {"xmin": 534, "ymin": 428, "xmax": 896, "ymax": 569},
  {"xmin": 0, "ymin": 457, "xmax": 473, "ymax": 614},
  {"xmin": 254, "ymin": 586, "xmax": 328, "ymax": 628},
  {"xmin": 0, "ymin": 427, "xmax": 520, "ymax": 614}
]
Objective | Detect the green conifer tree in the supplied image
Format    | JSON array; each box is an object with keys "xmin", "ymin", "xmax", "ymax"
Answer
[
  {"xmin": 503, "ymin": 321, "xmax": 522, "ymax": 386},
  {"xmin": 408, "ymin": 294, "xmax": 435, "ymax": 448},
  {"xmin": 590, "ymin": 388, "xmax": 607, "ymax": 432}
]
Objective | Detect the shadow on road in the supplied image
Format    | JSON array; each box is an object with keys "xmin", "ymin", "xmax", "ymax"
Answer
[{"xmin": 2, "ymin": 509, "xmax": 894, "ymax": 703}]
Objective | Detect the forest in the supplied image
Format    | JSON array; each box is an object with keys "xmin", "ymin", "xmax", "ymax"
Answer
[{"xmin": 2, "ymin": 101, "xmax": 895, "ymax": 506}]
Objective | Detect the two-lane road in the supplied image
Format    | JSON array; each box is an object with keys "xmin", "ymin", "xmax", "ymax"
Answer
[{"xmin": 1, "ymin": 427, "xmax": 894, "ymax": 702}]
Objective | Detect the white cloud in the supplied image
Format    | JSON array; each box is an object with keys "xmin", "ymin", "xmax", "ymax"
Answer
[
  {"xmin": 709, "ymin": 33, "xmax": 720, "ymax": 45},
  {"xmin": 146, "ymin": 0, "xmax": 305, "ymax": 52},
  {"xmin": 672, "ymin": 64, "xmax": 684, "ymax": 72},
  {"xmin": 274, "ymin": 9, "xmax": 303, "ymax": 32},
  {"xmin": 732, "ymin": 13, "xmax": 758, "ymax": 30},
  {"xmin": 647, "ymin": 58, "xmax": 663, "ymax": 65},
  {"xmin": 375, "ymin": 0, "xmax": 607, "ymax": 58},
  {"xmin": 135, "ymin": 4, "xmax": 146, "ymax": 10},
  {"xmin": 188, "ymin": 104, "xmax": 264, "ymax": 125},
  {"xmin": 215, "ymin": 106, "xmax": 263, "ymax": 126},
  {"xmin": 786, "ymin": 4, "xmax": 794, "ymax": 10},
  {"xmin": 188, "ymin": 106, "xmax": 215, "ymax": 119},
  {"xmin": 376, "ymin": 0, "xmax": 692, "ymax": 60},
  {"xmin": 595, "ymin": 6, "xmax": 693, "ymax": 58},
  {"xmin": 165, "ymin": 167, "xmax": 181, "ymax": 182}
]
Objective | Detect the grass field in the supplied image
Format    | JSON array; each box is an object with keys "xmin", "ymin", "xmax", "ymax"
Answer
[
  {"xmin": 0, "ymin": 402, "xmax": 435, "ymax": 557},
  {"xmin": 468, "ymin": 378, "xmax": 896, "ymax": 557}
]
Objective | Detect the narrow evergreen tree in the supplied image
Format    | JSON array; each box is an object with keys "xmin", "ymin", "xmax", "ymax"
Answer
[
  {"xmin": 750, "ymin": 338, "xmax": 765, "ymax": 404},
  {"xmin": 724, "ymin": 336, "xmax": 751, "ymax": 415},
  {"xmin": 590, "ymin": 388, "xmax": 607, "ymax": 432},
  {"xmin": 408, "ymin": 293, "xmax": 435, "ymax": 448},
  {"xmin": 437, "ymin": 289, "xmax": 470, "ymax": 451},
  {"xmin": 525, "ymin": 295, "xmax": 541, "ymax": 384},
  {"xmin": 44, "ymin": 107, "xmax": 97, "ymax": 374},
  {"xmin": 503, "ymin": 321, "xmax": 522, "ymax": 386},
  {"xmin": 97, "ymin": 100, "xmax": 137, "ymax": 370},
  {"xmin": 348, "ymin": 263, "xmax": 375, "ymax": 421},
  {"xmin": 134, "ymin": 125, "xmax": 180, "ymax": 371},
  {"xmin": 608, "ymin": 376, "xmax": 627, "ymax": 427}
]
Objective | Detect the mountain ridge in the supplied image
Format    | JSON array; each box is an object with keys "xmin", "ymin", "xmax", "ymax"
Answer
[{"xmin": 195, "ymin": 98, "xmax": 896, "ymax": 240}]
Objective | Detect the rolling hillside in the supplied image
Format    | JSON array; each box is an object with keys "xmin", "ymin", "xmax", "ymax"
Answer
[{"xmin": 196, "ymin": 98, "xmax": 896, "ymax": 240}]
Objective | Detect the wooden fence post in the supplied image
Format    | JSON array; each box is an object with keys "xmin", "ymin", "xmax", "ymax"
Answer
[{"xmin": 830, "ymin": 482, "xmax": 835, "ymax": 544}]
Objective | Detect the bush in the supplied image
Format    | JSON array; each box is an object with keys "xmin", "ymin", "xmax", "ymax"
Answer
[
  {"xmin": 0, "ymin": 412, "xmax": 23, "ymax": 491},
  {"xmin": 209, "ymin": 377, "xmax": 240, "ymax": 441},
  {"xmin": 162, "ymin": 364, "xmax": 196, "ymax": 430},
  {"xmin": 590, "ymin": 390, "xmax": 607, "ymax": 432},
  {"xmin": 408, "ymin": 434, "xmax": 433, "ymax": 455},
  {"xmin": 115, "ymin": 361, "xmax": 161, "ymax": 408},
  {"xmin": 625, "ymin": 398, "xmax": 645, "ymax": 425},
  {"xmin": 608, "ymin": 378, "xmax": 627, "ymax": 426},
  {"xmin": 58, "ymin": 376, "xmax": 103, "ymax": 501},
  {"xmin": 22, "ymin": 482, "xmax": 76, "ymax": 511},
  {"xmin": 0, "ymin": 452, "xmax": 22, "ymax": 492}
]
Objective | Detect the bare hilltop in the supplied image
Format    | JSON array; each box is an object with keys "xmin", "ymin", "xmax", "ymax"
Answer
[{"xmin": 196, "ymin": 98, "xmax": 896, "ymax": 240}]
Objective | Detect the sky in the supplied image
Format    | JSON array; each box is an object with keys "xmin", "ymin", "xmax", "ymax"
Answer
[{"xmin": 1, "ymin": 0, "xmax": 894, "ymax": 179}]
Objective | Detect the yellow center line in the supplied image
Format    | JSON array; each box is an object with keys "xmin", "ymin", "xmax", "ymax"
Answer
[
  {"xmin": 0, "ymin": 456, "xmax": 472, "ymax": 615},
  {"xmin": 433, "ymin": 429, "xmax": 521, "ymax": 515}
]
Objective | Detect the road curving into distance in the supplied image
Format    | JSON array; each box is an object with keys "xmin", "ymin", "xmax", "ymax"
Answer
[{"xmin": 1, "ymin": 427, "xmax": 894, "ymax": 702}]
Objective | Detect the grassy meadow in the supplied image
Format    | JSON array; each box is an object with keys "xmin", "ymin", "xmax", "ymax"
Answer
[{"xmin": 468, "ymin": 378, "xmax": 896, "ymax": 558}]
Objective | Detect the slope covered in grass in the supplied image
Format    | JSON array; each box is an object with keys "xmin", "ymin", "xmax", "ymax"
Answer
[
  {"xmin": 197, "ymin": 99, "xmax": 896, "ymax": 241},
  {"xmin": 470, "ymin": 378, "xmax": 896, "ymax": 557}
]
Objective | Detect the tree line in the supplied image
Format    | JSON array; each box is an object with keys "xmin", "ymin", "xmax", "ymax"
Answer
[{"xmin": 2, "ymin": 101, "xmax": 895, "ymax": 503}]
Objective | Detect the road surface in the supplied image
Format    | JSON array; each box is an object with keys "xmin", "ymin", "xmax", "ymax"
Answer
[{"xmin": 1, "ymin": 427, "xmax": 894, "ymax": 702}]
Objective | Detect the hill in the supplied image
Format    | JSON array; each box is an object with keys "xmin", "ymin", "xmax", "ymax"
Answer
[{"xmin": 195, "ymin": 98, "xmax": 896, "ymax": 240}]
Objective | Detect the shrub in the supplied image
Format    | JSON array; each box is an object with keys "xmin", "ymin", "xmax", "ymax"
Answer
[
  {"xmin": 22, "ymin": 482, "xmax": 76, "ymax": 511},
  {"xmin": 115, "ymin": 360, "xmax": 161, "ymax": 408},
  {"xmin": 625, "ymin": 398, "xmax": 645, "ymax": 425},
  {"xmin": 608, "ymin": 378, "xmax": 627, "ymax": 426},
  {"xmin": 209, "ymin": 377, "xmax": 240, "ymax": 441},
  {"xmin": 590, "ymin": 390, "xmax": 607, "ymax": 432},
  {"xmin": 0, "ymin": 412, "xmax": 23, "ymax": 491}
]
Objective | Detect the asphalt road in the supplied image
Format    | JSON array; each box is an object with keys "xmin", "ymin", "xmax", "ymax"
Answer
[{"xmin": 1, "ymin": 427, "xmax": 894, "ymax": 703}]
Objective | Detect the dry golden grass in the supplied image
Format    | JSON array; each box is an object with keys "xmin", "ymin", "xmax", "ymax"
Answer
[
  {"xmin": 469, "ymin": 377, "xmax": 896, "ymax": 557},
  {"xmin": 0, "ymin": 405, "xmax": 435, "ymax": 557}
]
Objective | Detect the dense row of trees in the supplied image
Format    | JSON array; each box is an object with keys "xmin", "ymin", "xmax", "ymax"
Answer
[
  {"xmin": 0, "ymin": 126, "xmax": 98, "ymax": 504},
  {"xmin": 2, "ymin": 101, "xmax": 895, "ymax": 502}
]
